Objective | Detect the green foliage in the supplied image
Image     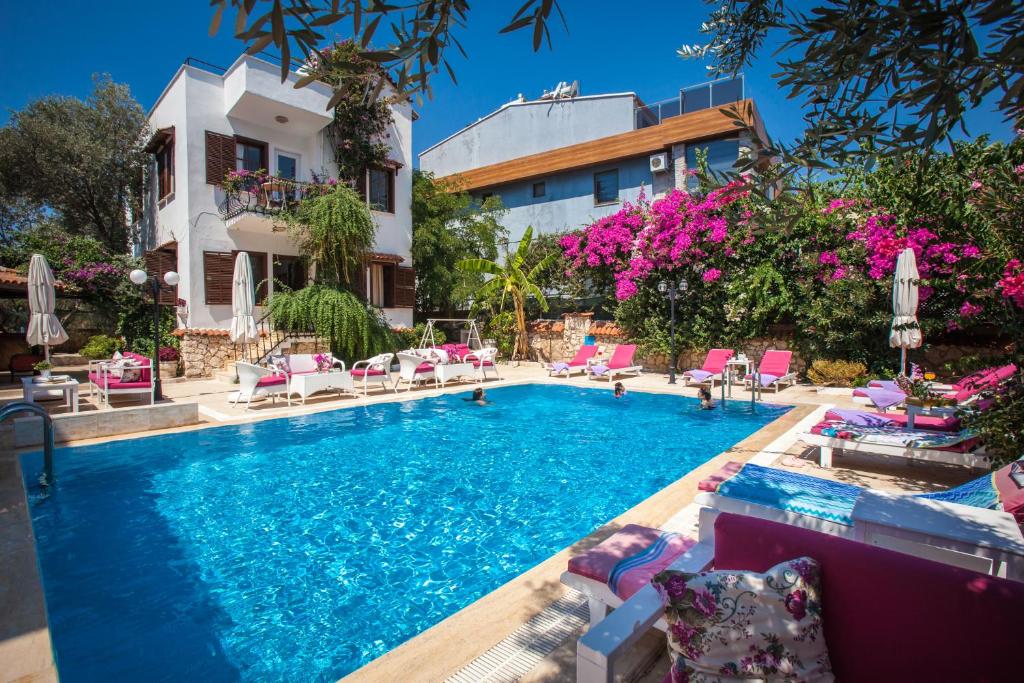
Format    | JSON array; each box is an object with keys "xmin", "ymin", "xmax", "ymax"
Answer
[
  {"xmin": 118, "ymin": 305, "xmax": 178, "ymax": 358},
  {"xmin": 392, "ymin": 322, "xmax": 445, "ymax": 349},
  {"xmin": 79, "ymin": 334, "xmax": 124, "ymax": 360},
  {"xmin": 267, "ymin": 284, "xmax": 394, "ymax": 362},
  {"xmin": 282, "ymin": 184, "xmax": 375, "ymax": 289},
  {"xmin": 458, "ymin": 226, "xmax": 555, "ymax": 359},
  {"xmin": 483, "ymin": 310, "xmax": 517, "ymax": 358},
  {"xmin": 962, "ymin": 374, "xmax": 1024, "ymax": 468},
  {"xmin": 806, "ymin": 359, "xmax": 868, "ymax": 387},
  {"xmin": 411, "ymin": 171, "xmax": 507, "ymax": 315},
  {"xmin": 0, "ymin": 75, "xmax": 148, "ymax": 251}
]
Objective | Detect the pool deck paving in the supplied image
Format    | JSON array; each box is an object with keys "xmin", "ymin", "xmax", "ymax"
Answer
[{"xmin": 0, "ymin": 366, "xmax": 978, "ymax": 682}]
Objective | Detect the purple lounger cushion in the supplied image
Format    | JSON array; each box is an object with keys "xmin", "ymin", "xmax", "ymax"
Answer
[
  {"xmin": 712, "ymin": 513, "xmax": 1024, "ymax": 681},
  {"xmin": 684, "ymin": 369, "xmax": 713, "ymax": 382}
]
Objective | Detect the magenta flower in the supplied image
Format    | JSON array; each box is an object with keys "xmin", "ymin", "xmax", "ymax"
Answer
[
  {"xmin": 661, "ymin": 573, "xmax": 689, "ymax": 601},
  {"xmin": 692, "ymin": 589, "xmax": 716, "ymax": 617},
  {"xmin": 959, "ymin": 301, "xmax": 983, "ymax": 318},
  {"xmin": 784, "ymin": 589, "xmax": 808, "ymax": 620},
  {"xmin": 702, "ymin": 268, "xmax": 723, "ymax": 283}
]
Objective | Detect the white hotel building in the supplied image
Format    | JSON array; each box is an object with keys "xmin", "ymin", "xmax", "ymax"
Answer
[{"xmin": 135, "ymin": 54, "xmax": 415, "ymax": 331}]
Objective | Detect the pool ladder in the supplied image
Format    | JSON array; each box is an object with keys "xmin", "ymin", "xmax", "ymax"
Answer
[{"xmin": 0, "ymin": 402, "xmax": 55, "ymax": 486}]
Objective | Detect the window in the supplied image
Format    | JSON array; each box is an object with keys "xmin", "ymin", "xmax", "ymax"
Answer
[
  {"xmin": 368, "ymin": 167, "xmax": 395, "ymax": 213},
  {"xmin": 276, "ymin": 152, "xmax": 298, "ymax": 180},
  {"xmin": 481, "ymin": 192, "xmax": 494, "ymax": 202},
  {"xmin": 593, "ymin": 169, "xmax": 619, "ymax": 205},
  {"xmin": 156, "ymin": 136, "xmax": 174, "ymax": 201},
  {"xmin": 368, "ymin": 263, "xmax": 386, "ymax": 306},
  {"xmin": 236, "ymin": 137, "xmax": 267, "ymax": 172},
  {"xmin": 532, "ymin": 181, "xmax": 546, "ymax": 198},
  {"xmin": 685, "ymin": 138, "xmax": 740, "ymax": 191},
  {"xmin": 273, "ymin": 254, "xmax": 307, "ymax": 292}
]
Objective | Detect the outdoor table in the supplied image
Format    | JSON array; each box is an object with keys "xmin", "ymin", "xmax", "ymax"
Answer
[
  {"xmin": 904, "ymin": 403, "xmax": 958, "ymax": 429},
  {"xmin": 435, "ymin": 362, "xmax": 475, "ymax": 387},
  {"xmin": 288, "ymin": 370, "xmax": 355, "ymax": 404},
  {"xmin": 852, "ymin": 489, "xmax": 1024, "ymax": 580},
  {"xmin": 723, "ymin": 358, "xmax": 751, "ymax": 398},
  {"xmin": 22, "ymin": 375, "xmax": 79, "ymax": 413}
]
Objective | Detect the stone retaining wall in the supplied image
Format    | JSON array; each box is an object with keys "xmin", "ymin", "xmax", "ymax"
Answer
[
  {"xmin": 528, "ymin": 313, "xmax": 1004, "ymax": 376},
  {"xmin": 175, "ymin": 329, "xmax": 324, "ymax": 378}
]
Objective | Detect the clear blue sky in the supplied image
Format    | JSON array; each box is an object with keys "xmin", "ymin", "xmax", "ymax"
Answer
[{"xmin": 0, "ymin": 1, "xmax": 1015, "ymax": 162}]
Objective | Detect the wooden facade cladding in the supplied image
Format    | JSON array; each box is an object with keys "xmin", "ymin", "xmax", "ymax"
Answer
[{"xmin": 439, "ymin": 100, "xmax": 762, "ymax": 192}]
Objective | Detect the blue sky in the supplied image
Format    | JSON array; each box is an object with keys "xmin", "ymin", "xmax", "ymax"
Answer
[{"xmin": 0, "ymin": 1, "xmax": 1016, "ymax": 162}]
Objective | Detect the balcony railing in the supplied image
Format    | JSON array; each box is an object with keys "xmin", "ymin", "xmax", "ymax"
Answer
[
  {"xmin": 219, "ymin": 175, "xmax": 347, "ymax": 221},
  {"xmin": 635, "ymin": 75, "xmax": 745, "ymax": 129}
]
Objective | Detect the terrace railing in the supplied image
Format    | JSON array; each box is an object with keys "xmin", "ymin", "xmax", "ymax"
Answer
[
  {"xmin": 635, "ymin": 75, "xmax": 745, "ymax": 129},
  {"xmin": 241, "ymin": 309, "xmax": 326, "ymax": 368},
  {"xmin": 219, "ymin": 176, "xmax": 333, "ymax": 221}
]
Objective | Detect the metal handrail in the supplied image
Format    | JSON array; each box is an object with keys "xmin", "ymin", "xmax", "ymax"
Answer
[{"xmin": 0, "ymin": 402, "xmax": 55, "ymax": 486}]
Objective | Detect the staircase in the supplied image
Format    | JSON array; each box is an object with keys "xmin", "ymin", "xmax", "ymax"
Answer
[{"xmin": 212, "ymin": 311, "xmax": 326, "ymax": 383}]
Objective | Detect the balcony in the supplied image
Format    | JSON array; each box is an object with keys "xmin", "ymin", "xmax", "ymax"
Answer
[
  {"xmin": 222, "ymin": 56, "xmax": 334, "ymax": 136},
  {"xmin": 635, "ymin": 75, "xmax": 745, "ymax": 129},
  {"xmin": 220, "ymin": 176, "xmax": 336, "ymax": 231}
]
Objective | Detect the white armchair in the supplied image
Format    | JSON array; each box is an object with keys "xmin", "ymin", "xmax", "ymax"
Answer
[
  {"xmin": 465, "ymin": 347, "xmax": 500, "ymax": 382},
  {"xmin": 350, "ymin": 352, "xmax": 395, "ymax": 395},
  {"xmin": 232, "ymin": 361, "xmax": 291, "ymax": 409},
  {"xmin": 394, "ymin": 352, "xmax": 438, "ymax": 392}
]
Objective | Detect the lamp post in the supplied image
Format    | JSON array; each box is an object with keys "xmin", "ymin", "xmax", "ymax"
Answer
[
  {"xmin": 657, "ymin": 279, "xmax": 688, "ymax": 384},
  {"xmin": 129, "ymin": 268, "xmax": 179, "ymax": 401}
]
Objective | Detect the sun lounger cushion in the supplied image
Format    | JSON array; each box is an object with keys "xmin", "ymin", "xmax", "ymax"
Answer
[
  {"xmin": 824, "ymin": 408, "xmax": 961, "ymax": 432},
  {"xmin": 713, "ymin": 513, "xmax": 1024, "ymax": 681},
  {"xmin": 567, "ymin": 524, "xmax": 695, "ymax": 600},
  {"xmin": 653, "ymin": 556, "xmax": 832, "ymax": 682},
  {"xmin": 811, "ymin": 420, "xmax": 978, "ymax": 452}
]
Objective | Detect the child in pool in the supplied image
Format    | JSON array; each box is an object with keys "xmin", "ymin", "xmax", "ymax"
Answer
[
  {"xmin": 464, "ymin": 387, "xmax": 490, "ymax": 405},
  {"xmin": 614, "ymin": 382, "xmax": 626, "ymax": 398},
  {"xmin": 698, "ymin": 386, "xmax": 715, "ymax": 410}
]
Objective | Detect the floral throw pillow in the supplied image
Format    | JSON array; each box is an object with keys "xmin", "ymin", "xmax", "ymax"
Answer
[{"xmin": 652, "ymin": 557, "xmax": 833, "ymax": 682}]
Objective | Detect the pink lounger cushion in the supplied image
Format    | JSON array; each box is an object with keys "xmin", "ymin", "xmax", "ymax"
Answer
[
  {"xmin": 563, "ymin": 345, "xmax": 598, "ymax": 366},
  {"xmin": 606, "ymin": 344, "xmax": 637, "ymax": 369},
  {"xmin": 567, "ymin": 524, "xmax": 696, "ymax": 599},
  {"xmin": 712, "ymin": 513, "xmax": 1024, "ymax": 681},
  {"xmin": 255, "ymin": 375, "xmax": 287, "ymax": 387},
  {"xmin": 824, "ymin": 409, "xmax": 961, "ymax": 432},
  {"xmin": 352, "ymin": 368, "xmax": 386, "ymax": 377}
]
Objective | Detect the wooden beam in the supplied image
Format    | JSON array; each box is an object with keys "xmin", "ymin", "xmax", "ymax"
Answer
[{"xmin": 440, "ymin": 100, "xmax": 762, "ymax": 192}]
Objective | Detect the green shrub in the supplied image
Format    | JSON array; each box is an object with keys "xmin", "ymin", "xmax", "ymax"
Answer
[
  {"xmin": 79, "ymin": 334, "xmax": 123, "ymax": 359},
  {"xmin": 392, "ymin": 322, "xmax": 446, "ymax": 350},
  {"xmin": 806, "ymin": 359, "xmax": 868, "ymax": 387},
  {"xmin": 484, "ymin": 311, "xmax": 517, "ymax": 358},
  {"xmin": 962, "ymin": 372, "xmax": 1023, "ymax": 468}
]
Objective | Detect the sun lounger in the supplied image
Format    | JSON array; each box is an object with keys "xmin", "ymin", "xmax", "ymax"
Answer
[
  {"xmin": 824, "ymin": 407, "xmax": 962, "ymax": 432},
  {"xmin": 855, "ymin": 363, "xmax": 1018, "ymax": 409},
  {"xmin": 804, "ymin": 420, "xmax": 989, "ymax": 469},
  {"xmin": 547, "ymin": 344, "xmax": 598, "ymax": 377},
  {"xmin": 743, "ymin": 349, "xmax": 796, "ymax": 392},
  {"xmin": 587, "ymin": 344, "xmax": 642, "ymax": 382},
  {"xmin": 680, "ymin": 348, "xmax": 733, "ymax": 386}
]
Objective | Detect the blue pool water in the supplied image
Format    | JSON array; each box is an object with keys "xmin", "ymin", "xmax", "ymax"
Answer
[{"xmin": 22, "ymin": 384, "xmax": 788, "ymax": 682}]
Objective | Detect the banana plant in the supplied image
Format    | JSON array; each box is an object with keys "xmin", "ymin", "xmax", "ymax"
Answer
[{"xmin": 457, "ymin": 226, "xmax": 556, "ymax": 360}]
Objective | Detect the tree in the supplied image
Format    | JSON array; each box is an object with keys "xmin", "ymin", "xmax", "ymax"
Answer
[
  {"xmin": 209, "ymin": 0, "xmax": 567, "ymax": 100},
  {"xmin": 457, "ymin": 226, "xmax": 555, "ymax": 360},
  {"xmin": 0, "ymin": 76, "xmax": 148, "ymax": 252},
  {"xmin": 681, "ymin": 0, "xmax": 1024, "ymax": 171},
  {"xmin": 411, "ymin": 171, "xmax": 506, "ymax": 316}
]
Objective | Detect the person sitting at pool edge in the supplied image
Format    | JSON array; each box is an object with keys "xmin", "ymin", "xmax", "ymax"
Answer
[
  {"xmin": 698, "ymin": 386, "xmax": 715, "ymax": 410},
  {"xmin": 614, "ymin": 382, "xmax": 626, "ymax": 398},
  {"xmin": 464, "ymin": 387, "xmax": 490, "ymax": 405}
]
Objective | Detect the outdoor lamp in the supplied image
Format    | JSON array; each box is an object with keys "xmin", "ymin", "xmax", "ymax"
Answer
[
  {"xmin": 129, "ymin": 269, "xmax": 180, "ymax": 400},
  {"xmin": 658, "ymin": 279, "xmax": 687, "ymax": 384}
]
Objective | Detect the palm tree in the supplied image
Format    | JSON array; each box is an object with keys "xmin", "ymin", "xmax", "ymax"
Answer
[{"xmin": 457, "ymin": 226, "xmax": 556, "ymax": 360}]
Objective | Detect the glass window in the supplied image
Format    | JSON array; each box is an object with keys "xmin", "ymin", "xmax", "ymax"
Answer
[
  {"xmin": 272, "ymin": 254, "xmax": 307, "ymax": 292},
  {"xmin": 593, "ymin": 169, "xmax": 619, "ymax": 205},
  {"xmin": 236, "ymin": 140, "xmax": 265, "ymax": 172},
  {"xmin": 369, "ymin": 168, "xmax": 394, "ymax": 212},
  {"xmin": 156, "ymin": 138, "xmax": 174, "ymax": 200},
  {"xmin": 533, "ymin": 181, "xmax": 546, "ymax": 198},
  {"xmin": 685, "ymin": 138, "xmax": 740, "ymax": 191},
  {"xmin": 711, "ymin": 77, "xmax": 744, "ymax": 106},
  {"xmin": 276, "ymin": 153, "xmax": 297, "ymax": 180}
]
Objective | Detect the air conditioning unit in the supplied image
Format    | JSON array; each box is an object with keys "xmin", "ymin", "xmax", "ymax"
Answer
[{"xmin": 649, "ymin": 152, "xmax": 669, "ymax": 174}]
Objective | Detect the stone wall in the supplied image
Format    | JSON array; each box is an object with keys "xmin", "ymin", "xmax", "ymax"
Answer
[
  {"xmin": 176, "ymin": 329, "xmax": 325, "ymax": 378},
  {"xmin": 528, "ymin": 313, "xmax": 1006, "ymax": 377}
]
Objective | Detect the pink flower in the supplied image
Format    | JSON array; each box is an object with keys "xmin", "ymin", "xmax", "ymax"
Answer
[
  {"xmin": 692, "ymin": 589, "xmax": 716, "ymax": 617},
  {"xmin": 661, "ymin": 574, "xmax": 689, "ymax": 601},
  {"xmin": 702, "ymin": 268, "xmax": 723, "ymax": 283},
  {"xmin": 1014, "ymin": 163, "xmax": 1024, "ymax": 177},
  {"xmin": 997, "ymin": 259, "xmax": 1024, "ymax": 308},
  {"xmin": 818, "ymin": 251, "xmax": 841, "ymax": 266},
  {"xmin": 970, "ymin": 180, "xmax": 983, "ymax": 190},
  {"xmin": 959, "ymin": 301, "xmax": 983, "ymax": 318},
  {"xmin": 784, "ymin": 589, "xmax": 808, "ymax": 620}
]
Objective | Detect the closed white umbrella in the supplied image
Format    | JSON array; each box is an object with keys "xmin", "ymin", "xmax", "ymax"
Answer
[
  {"xmin": 229, "ymin": 252, "xmax": 259, "ymax": 361},
  {"xmin": 26, "ymin": 254, "xmax": 69, "ymax": 360},
  {"xmin": 889, "ymin": 247, "xmax": 922, "ymax": 375}
]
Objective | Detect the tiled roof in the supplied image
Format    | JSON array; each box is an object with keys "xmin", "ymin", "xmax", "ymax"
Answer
[
  {"xmin": 367, "ymin": 252, "xmax": 405, "ymax": 264},
  {"xmin": 590, "ymin": 322, "xmax": 622, "ymax": 336},
  {"xmin": 172, "ymin": 328, "xmax": 272, "ymax": 338},
  {"xmin": 0, "ymin": 267, "xmax": 27, "ymax": 286},
  {"xmin": 529, "ymin": 320, "xmax": 564, "ymax": 333}
]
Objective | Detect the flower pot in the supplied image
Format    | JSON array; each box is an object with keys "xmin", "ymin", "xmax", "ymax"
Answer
[
  {"xmin": 159, "ymin": 361, "xmax": 178, "ymax": 378},
  {"xmin": 905, "ymin": 396, "xmax": 923, "ymax": 407},
  {"xmin": 40, "ymin": 369, "xmax": 51, "ymax": 378}
]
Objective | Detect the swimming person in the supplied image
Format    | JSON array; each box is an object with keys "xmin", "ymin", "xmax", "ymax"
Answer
[
  {"xmin": 698, "ymin": 386, "xmax": 715, "ymax": 410},
  {"xmin": 464, "ymin": 387, "xmax": 490, "ymax": 405},
  {"xmin": 614, "ymin": 382, "xmax": 626, "ymax": 398}
]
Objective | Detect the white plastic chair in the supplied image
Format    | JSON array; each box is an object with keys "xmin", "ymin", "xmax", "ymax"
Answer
[
  {"xmin": 233, "ymin": 361, "xmax": 291, "ymax": 409},
  {"xmin": 394, "ymin": 352, "xmax": 437, "ymax": 392},
  {"xmin": 466, "ymin": 347, "xmax": 500, "ymax": 382},
  {"xmin": 350, "ymin": 352, "xmax": 395, "ymax": 395}
]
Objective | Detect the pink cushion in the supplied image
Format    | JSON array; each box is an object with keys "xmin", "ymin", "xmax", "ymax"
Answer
[
  {"xmin": 256, "ymin": 375, "xmax": 286, "ymax": 387},
  {"xmin": 415, "ymin": 362, "xmax": 434, "ymax": 373},
  {"xmin": 824, "ymin": 409, "xmax": 961, "ymax": 432},
  {"xmin": 701, "ymin": 348, "xmax": 734, "ymax": 373},
  {"xmin": 105, "ymin": 380, "xmax": 152, "ymax": 390},
  {"xmin": 471, "ymin": 360, "xmax": 494, "ymax": 367},
  {"xmin": 697, "ymin": 461, "xmax": 745, "ymax": 493},
  {"xmin": 352, "ymin": 367, "xmax": 386, "ymax": 377},
  {"xmin": 607, "ymin": 344, "xmax": 637, "ymax": 369},
  {"xmin": 566, "ymin": 345, "xmax": 598, "ymax": 366},
  {"xmin": 122, "ymin": 352, "xmax": 152, "ymax": 382},
  {"xmin": 712, "ymin": 513, "xmax": 1024, "ymax": 681},
  {"xmin": 993, "ymin": 458, "xmax": 1024, "ymax": 524},
  {"xmin": 757, "ymin": 350, "xmax": 791, "ymax": 377},
  {"xmin": 810, "ymin": 420, "xmax": 978, "ymax": 453}
]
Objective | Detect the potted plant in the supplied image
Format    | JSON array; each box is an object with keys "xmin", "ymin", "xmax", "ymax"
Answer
[
  {"xmin": 33, "ymin": 360, "xmax": 53, "ymax": 378},
  {"xmin": 158, "ymin": 346, "xmax": 180, "ymax": 378}
]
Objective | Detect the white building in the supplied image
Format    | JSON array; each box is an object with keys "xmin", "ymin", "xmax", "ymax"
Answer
[
  {"xmin": 419, "ymin": 77, "xmax": 766, "ymax": 246},
  {"xmin": 136, "ymin": 55, "xmax": 415, "ymax": 331}
]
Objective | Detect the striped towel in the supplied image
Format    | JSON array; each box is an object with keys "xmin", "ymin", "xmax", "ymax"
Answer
[{"xmin": 819, "ymin": 423, "xmax": 971, "ymax": 449}]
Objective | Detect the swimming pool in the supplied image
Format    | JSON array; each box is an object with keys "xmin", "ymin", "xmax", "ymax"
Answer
[{"xmin": 22, "ymin": 383, "xmax": 788, "ymax": 682}]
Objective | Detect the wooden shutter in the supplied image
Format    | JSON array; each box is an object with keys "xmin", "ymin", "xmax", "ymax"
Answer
[
  {"xmin": 352, "ymin": 261, "xmax": 367, "ymax": 301},
  {"xmin": 394, "ymin": 266, "xmax": 415, "ymax": 308},
  {"xmin": 205, "ymin": 131, "xmax": 236, "ymax": 185},
  {"xmin": 203, "ymin": 251, "xmax": 234, "ymax": 305},
  {"xmin": 144, "ymin": 244, "xmax": 178, "ymax": 304}
]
